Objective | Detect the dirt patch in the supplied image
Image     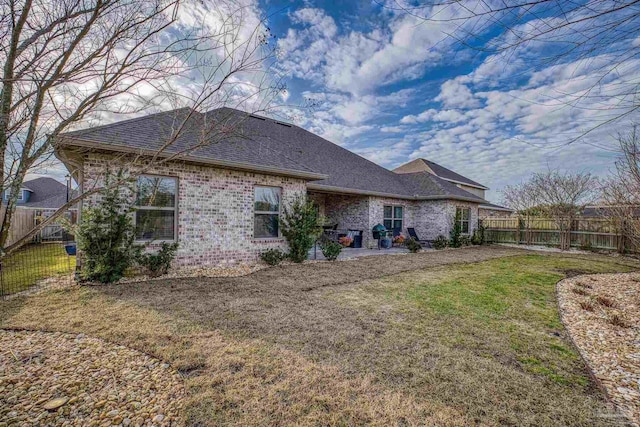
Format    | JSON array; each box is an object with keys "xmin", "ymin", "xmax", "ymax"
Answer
[{"xmin": 558, "ymin": 273, "xmax": 640, "ymax": 426}]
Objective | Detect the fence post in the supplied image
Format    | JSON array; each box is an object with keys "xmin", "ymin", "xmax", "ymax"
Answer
[{"xmin": 516, "ymin": 217, "xmax": 521, "ymax": 244}]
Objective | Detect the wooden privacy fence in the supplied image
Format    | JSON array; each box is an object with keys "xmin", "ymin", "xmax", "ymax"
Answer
[{"xmin": 481, "ymin": 217, "xmax": 631, "ymax": 252}]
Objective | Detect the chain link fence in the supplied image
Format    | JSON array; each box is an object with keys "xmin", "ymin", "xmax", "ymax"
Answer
[{"xmin": 0, "ymin": 228, "xmax": 76, "ymax": 299}]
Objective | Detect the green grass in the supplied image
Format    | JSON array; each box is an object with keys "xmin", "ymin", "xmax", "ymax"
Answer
[
  {"xmin": 358, "ymin": 254, "xmax": 635, "ymax": 389},
  {"xmin": 1, "ymin": 243, "xmax": 75, "ymax": 295}
]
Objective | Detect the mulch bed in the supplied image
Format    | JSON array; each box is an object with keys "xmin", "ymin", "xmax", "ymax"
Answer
[
  {"xmin": 0, "ymin": 330, "xmax": 184, "ymax": 426},
  {"xmin": 557, "ymin": 273, "xmax": 640, "ymax": 427}
]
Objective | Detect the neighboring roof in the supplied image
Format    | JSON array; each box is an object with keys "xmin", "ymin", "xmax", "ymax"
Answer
[
  {"xmin": 58, "ymin": 108, "xmax": 486, "ymax": 202},
  {"xmin": 479, "ymin": 202, "xmax": 514, "ymax": 212},
  {"xmin": 20, "ymin": 177, "xmax": 68, "ymax": 209},
  {"xmin": 581, "ymin": 206, "xmax": 640, "ymax": 218},
  {"xmin": 394, "ymin": 158, "xmax": 488, "ymax": 190}
]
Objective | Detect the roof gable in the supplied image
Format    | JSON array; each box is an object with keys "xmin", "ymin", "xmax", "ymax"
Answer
[{"xmin": 394, "ymin": 158, "xmax": 487, "ymax": 190}]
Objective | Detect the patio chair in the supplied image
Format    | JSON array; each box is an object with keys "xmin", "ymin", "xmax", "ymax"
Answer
[{"xmin": 407, "ymin": 228, "xmax": 432, "ymax": 248}]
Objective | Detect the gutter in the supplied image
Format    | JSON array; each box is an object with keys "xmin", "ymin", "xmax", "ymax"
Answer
[
  {"xmin": 56, "ymin": 137, "xmax": 329, "ymax": 182},
  {"xmin": 307, "ymin": 183, "xmax": 485, "ymax": 203}
]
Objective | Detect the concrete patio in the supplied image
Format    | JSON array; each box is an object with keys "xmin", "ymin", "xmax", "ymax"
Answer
[{"xmin": 308, "ymin": 245, "xmax": 423, "ymax": 261}]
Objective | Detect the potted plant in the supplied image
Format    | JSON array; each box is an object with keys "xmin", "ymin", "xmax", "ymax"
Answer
[
  {"xmin": 393, "ymin": 234, "xmax": 406, "ymax": 246},
  {"xmin": 338, "ymin": 236, "xmax": 353, "ymax": 247}
]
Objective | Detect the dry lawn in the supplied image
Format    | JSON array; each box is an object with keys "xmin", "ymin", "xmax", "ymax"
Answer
[{"xmin": 1, "ymin": 246, "xmax": 638, "ymax": 426}]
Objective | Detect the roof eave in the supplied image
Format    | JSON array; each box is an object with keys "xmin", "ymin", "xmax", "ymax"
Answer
[
  {"xmin": 479, "ymin": 204, "xmax": 514, "ymax": 212},
  {"xmin": 308, "ymin": 183, "xmax": 484, "ymax": 203},
  {"xmin": 57, "ymin": 137, "xmax": 329, "ymax": 182},
  {"xmin": 441, "ymin": 177, "xmax": 489, "ymax": 190}
]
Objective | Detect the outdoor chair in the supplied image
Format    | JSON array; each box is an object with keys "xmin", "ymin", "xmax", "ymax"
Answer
[{"xmin": 407, "ymin": 228, "xmax": 432, "ymax": 248}]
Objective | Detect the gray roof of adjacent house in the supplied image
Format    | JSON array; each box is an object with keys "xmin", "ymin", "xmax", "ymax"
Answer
[
  {"xmin": 479, "ymin": 202, "xmax": 513, "ymax": 212},
  {"xmin": 58, "ymin": 107, "xmax": 487, "ymax": 203},
  {"xmin": 19, "ymin": 177, "xmax": 69, "ymax": 209}
]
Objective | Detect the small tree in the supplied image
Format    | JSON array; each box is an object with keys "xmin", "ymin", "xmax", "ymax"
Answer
[
  {"xmin": 449, "ymin": 210, "xmax": 463, "ymax": 248},
  {"xmin": 502, "ymin": 182, "xmax": 540, "ymax": 244},
  {"xmin": 532, "ymin": 171, "xmax": 598, "ymax": 250},
  {"xmin": 280, "ymin": 197, "xmax": 322, "ymax": 263},
  {"xmin": 601, "ymin": 125, "xmax": 640, "ymax": 251},
  {"xmin": 76, "ymin": 172, "xmax": 136, "ymax": 283}
]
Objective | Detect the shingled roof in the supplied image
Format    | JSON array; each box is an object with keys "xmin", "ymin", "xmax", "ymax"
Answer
[
  {"xmin": 59, "ymin": 107, "xmax": 486, "ymax": 202},
  {"xmin": 20, "ymin": 177, "xmax": 69, "ymax": 209}
]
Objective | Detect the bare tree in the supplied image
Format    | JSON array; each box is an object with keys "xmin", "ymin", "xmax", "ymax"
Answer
[
  {"xmin": 529, "ymin": 170, "xmax": 599, "ymax": 249},
  {"xmin": 382, "ymin": 0, "xmax": 640, "ymax": 140},
  {"xmin": 0, "ymin": 0, "xmax": 282, "ymax": 255},
  {"xmin": 601, "ymin": 125, "xmax": 640, "ymax": 250},
  {"xmin": 502, "ymin": 181, "xmax": 539, "ymax": 244}
]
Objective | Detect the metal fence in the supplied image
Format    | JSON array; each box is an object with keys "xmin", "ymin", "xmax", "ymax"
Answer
[{"xmin": 481, "ymin": 217, "xmax": 630, "ymax": 251}]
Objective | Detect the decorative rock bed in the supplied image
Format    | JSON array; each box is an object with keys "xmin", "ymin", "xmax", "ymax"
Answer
[
  {"xmin": 557, "ymin": 273, "xmax": 640, "ymax": 427},
  {"xmin": 0, "ymin": 330, "xmax": 184, "ymax": 426}
]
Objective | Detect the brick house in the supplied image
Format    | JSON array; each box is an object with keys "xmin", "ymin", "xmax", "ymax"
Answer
[{"xmin": 55, "ymin": 108, "xmax": 507, "ymax": 267}]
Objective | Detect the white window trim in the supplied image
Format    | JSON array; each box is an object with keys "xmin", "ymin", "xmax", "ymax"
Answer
[
  {"xmin": 383, "ymin": 204, "xmax": 404, "ymax": 230},
  {"xmin": 134, "ymin": 174, "xmax": 178, "ymax": 243},
  {"xmin": 457, "ymin": 207, "xmax": 471, "ymax": 235},
  {"xmin": 253, "ymin": 185, "xmax": 282, "ymax": 239}
]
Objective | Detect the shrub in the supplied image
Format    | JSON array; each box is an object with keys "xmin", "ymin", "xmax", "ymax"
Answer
[
  {"xmin": 406, "ymin": 238, "xmax": 421, "ymax": 253},
  {"xmin": 460, "ymin": 235, "xmax": 471, "ymax": 246},
  {"xmin": 433, "ymin": 235, "xmax": 448, "ymax": 250},
  {"xmin": 579, "ymin": 300, "xmax": 594, "ymax": 311},
  {"xmin": 596, "ymin": 295, "xmax": 616, "ymax": 308},
  {"xmin": 260, "ymin": 248, "xmax": 287, "ymax": 266},
  {"xmin": 320, "ymin": 240, "xmax": 342, "ymax": 261},
  {"xmin": 471, "ymin": 225, "xmax": 485, "ymax": 245},
  {"xmin": 571, "ymin": 287, "xmax": 589, "ymax": 296},
  {"xmin": 280, "ymin": 197, "xmax": 322, "ymax": 263},
  {"xmin": 449, "ymin": 210, "xmax": 463, "ymax": 248},
  {"xmin": 610, "ymin": 314, "xmax": 628, "ymax": 328},
  {"xmin": 579, "ymin": 240, "xmax": 593, "ymax": 252},
  {"xmin": 76, "ymin": 172, "xmax": 136, "ymax": 283},
  {"xmin": 135, "ymin": 242, "xmax": 179, "ymax": 277}
]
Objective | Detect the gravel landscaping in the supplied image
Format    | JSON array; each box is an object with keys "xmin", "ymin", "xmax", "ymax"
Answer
[
  {"xmin": 558, "ymin": 273, "xmax": 640, "ymax": 427},
  {"xmin": 0, "ymin": 330, "xmax": 185, "ymax": 426}
]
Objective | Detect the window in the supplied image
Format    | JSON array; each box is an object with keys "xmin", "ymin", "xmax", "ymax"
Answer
[
  {"xmin": 254, "ymin": 186, "xmax": 281, "ymax": 238},
  {"xmin": 135, "ymin": 175, "xmax": 177, "ymax": 241},
  {"xmin": 17, "ymin": 190, "xmax": 24, "ymax": 201},
  {"xmin": 383, "ymin": 205, "xmax": 403, "ymax": 231},
  {"xmin": 456, "ymin": 207, "xmax": 471, "ymax": 234}
]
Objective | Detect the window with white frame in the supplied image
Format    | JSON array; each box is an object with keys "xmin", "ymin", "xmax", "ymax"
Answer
[
  {"xmin": 383, "ymin": 205, "xmax": 403, "ymax": 231},
  {"xmin": 135, "ymin": 175, "xmax": 177, "ymax": 241},
  {"xmin": 456, "ymin": 207, "xmax": 471, "ymax": 234},
  {"xmin": 254, "ymin": 186, "xmax": 281, "ymax": 238}
]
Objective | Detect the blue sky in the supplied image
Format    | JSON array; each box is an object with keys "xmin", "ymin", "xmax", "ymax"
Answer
[
  {"xmin": 256, "ymin": 0, "xmax": 640, "ymax": 202},
  {"xmin": 38, "ymin": 1, "xmax": 639, "ymax": 204}
]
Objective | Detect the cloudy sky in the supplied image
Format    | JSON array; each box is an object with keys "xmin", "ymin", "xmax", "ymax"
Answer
[
  {"xmin": 37, "ymin": 0, "xmax": 639, "ymax": 204},
  {"xmin": 257, "ymin": 0, "xmax": 640, "ymax": 202}
]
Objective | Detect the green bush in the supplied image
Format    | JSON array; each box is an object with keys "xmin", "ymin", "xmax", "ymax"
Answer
[
  {"xmin": 433, "ymin": 235, "xmax": 448, "ymax": 250},
  {"xmin": 449, "ymin": 210, "xmax": 463, "ymax": 248},
  {"xmin": 579, "ymin": 240, "xmax": 594, "ymax": 252},
  {"xmin": 260, "ymin": 248, "xmax": 287, "ymax": 266},
  {"xmin": 471, "ymin": 224, "xmax": 485, "ymax": 245},
  {"xmin": 76, "ymin": 172, "xmax": 136, "ymax": 283},
  {"xmin": 406, "ymin": 238, "xmax": 422, "ymax": 253},
  {"xmin": 280, "ymin": 197, "xmax": 322, "ymax": 263},
  {"xmin": 320, "ymin": 240, "xmax": 342, "ymax": 261},
  {"xmin": 460, "ymin": 235, "xmax": 471, "ymax": 246},
  {"xmin": 135, "ymin": 242, "xmax": 179, "ymax": 277}
]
